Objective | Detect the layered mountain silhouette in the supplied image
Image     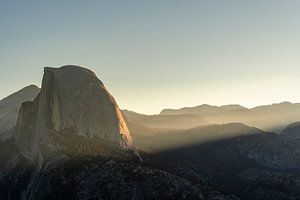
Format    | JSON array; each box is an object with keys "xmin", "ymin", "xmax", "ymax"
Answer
[
  {"xmin": 146, "ymin": 129, "xmax": 300, "ymax": 200},
  {"xmin": 131, "ymin": 123, "xmax": 261, "ymax": 151},
  {"xmin": 0, "ymin": 65, "xmax": 299, "ymax": 200},
  {"xmin": 160, "ymin": 104, "xmax": 248, "ymax": 115},
  {"xmin": 124, "ymin": 102, "xmax": 300, "ymax": 133},
  {"xmin": 0, "ymin": 66, "xmax": 238, "ymax": 200}
]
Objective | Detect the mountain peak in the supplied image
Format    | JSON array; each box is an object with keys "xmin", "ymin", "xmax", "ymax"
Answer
[
  {"xmin": 15, "ymin": 65, "xmax": 134, "ymax": 168},
  {"xmin": 45, "ymin": 65, "xmax": 97, "ymax": 76},
  {"xmin": 0, "ymin": 85, "xmax": 40, "ymax": 141},
  {"xmin": 22, "ymin": 84, "xmax": 39, "ymax": 90}
]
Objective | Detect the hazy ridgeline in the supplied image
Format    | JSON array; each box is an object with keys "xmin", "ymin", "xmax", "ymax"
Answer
[
  {"xmin": 124, "ymin": 105, "xmax": 300, "ymax": 200},
  {"xmin": 125, "ymin": 102, "xmax": 300, "ymax": 133},
  {"xmin": 123, "ymin": 103, "xmax": 300, "ymax": 152}
]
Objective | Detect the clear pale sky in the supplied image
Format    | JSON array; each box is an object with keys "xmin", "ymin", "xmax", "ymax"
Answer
[{"xmin": 0, "ymin": 1, "xmax": 300, "ymax": 114}]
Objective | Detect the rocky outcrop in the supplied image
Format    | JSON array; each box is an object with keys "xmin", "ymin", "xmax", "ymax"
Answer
[
  {"xmin": 14, "ymin": 66, "xmax": 133, "ymax": 167},
  {"xmin": 0, "ymin": 85, "xmax": 39, "ymax": 141}
]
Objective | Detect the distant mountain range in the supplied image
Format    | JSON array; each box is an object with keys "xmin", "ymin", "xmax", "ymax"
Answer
[
  {"xmin": 160, "ymin": 104, "xmax": 248, "ymax": 115},
  {"xmin": 124, "ymin": 102, "xmax": 300, "ymax": 133},
  {"xmin": 123, "ymin": 93, "xmax": 300, "ymax": 200}
]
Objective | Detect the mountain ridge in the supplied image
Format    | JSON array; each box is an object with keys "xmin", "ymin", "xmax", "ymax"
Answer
[
  {"xmin": 0, "ymin": 85, "xmax": 40, "ymax": 141},
  {"xmin": 160, "ymin": 102, "xmax": 299, "ymax": 115},
  {"xmin": 124, "ymin": 101, "xmax": 300, "ymax": 133}
]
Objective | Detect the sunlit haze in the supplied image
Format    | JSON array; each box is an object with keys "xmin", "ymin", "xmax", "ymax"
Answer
[{"xmin": 1, "ymin": 1, "xmax": 300, "ymax": 114}]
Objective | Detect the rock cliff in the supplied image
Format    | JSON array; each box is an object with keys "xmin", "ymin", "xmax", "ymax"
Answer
[
  {"xmin": 0, "ymin": 85, "xmax": 39, "ymax": 141},
  {"xmin": 15, "ymin": 66, "xmax": 133, "ymax": 167}
]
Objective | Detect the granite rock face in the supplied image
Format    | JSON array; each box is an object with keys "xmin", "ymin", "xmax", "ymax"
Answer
[
  {"xmin": 0, "ymin": 85, "xmax": 39, "ymax": 141},
  {"xmin": 15, "ymin": 66, "xmax": 133, "ymax": 167}
]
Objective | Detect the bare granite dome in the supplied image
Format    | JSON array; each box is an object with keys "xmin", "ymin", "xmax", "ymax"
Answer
[{"xmin": 15, "ymin": 65, "xmax": 133, "ymax": 167}]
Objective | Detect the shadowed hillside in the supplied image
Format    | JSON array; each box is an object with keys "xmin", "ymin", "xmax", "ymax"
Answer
[
  {"xmin": 281, "ymin": 122, "xmax": 300, "ymax": 154},
  {"xmin": 140, "ymin": 128, "xmax": 300, "ymax": 200}
]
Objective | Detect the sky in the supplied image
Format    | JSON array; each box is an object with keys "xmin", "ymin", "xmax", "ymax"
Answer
[{"xmin": 0, "ymin": 0, "xmax": 300, "ymax": 114}]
